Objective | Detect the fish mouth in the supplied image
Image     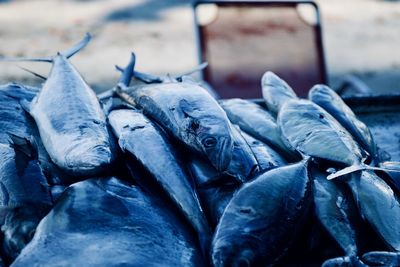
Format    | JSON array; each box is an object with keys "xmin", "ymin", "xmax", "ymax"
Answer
[{"xmin": 65, "ymin": 144, "xmax": 113, "ymax": 175}]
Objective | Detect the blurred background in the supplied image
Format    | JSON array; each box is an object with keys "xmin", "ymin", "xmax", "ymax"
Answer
[{"xmin": 0, "ymin": 0, "xmax": 399, "ymax": 95}]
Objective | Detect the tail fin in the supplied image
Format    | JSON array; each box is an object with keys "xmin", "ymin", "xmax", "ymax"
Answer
[
  {"xmin": 327, "ymin": 163, "xmax": 400, "ymax": 180},
  {"xmin": 7, "ymin": 133, "xmax": 38, "ymax": 160},
  {"xmin": 116, "ymin": 53, "xmax": 136, "ymax": 86},
  {"xmin": 0, "ymin": 33, "xmax": 91, "ymax": 63}
]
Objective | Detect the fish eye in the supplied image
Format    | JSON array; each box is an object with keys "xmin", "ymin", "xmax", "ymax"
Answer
[{"xmin": 203, "ymin": 137, "xmax": 217, "ymax": 148}]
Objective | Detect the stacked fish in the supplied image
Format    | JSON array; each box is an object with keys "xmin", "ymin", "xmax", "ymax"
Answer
[{"xmin": 0, "ymin": 34, "xmax": 400, "ymax": 267}]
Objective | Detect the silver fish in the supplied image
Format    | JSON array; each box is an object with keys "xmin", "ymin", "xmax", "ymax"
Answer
[
  {"xmin": 220, "ymin": 98, "xmax": 299, "ymax": 160},
  {"xmin": 312, "ymin": 168, "xmax": 366, "ymax": 267},
  {"xmin": 347, "ymin": 171, "xmax": 400, "ymax": 266},
  {"xmin": 12, "ymin": 177, "xmax": 204, "ymax": 267},
  {"xmin": 261, "ymin": 71, "xmax": 298, "ymax": 115},
  {"xmin": 309, "ymin": 84, "xmax": 378, "ymax": 163},
  {"xmin": 108, "ymin": 108, "xmax": 210, "ymax": 250},
  {"xmin": 115, "ymin": 79, "xmax": 234, "ymax": 172},
  {"xmin": 211, "ymin": 160, "xmax": 311, "ymax": 266},
  {"xmin": 278, "ymin": 99, "xmax": 389, "ymax": 179},
  {"xmin": 16, "ymin": 34, "xmax": 116, "ymax": 176}
]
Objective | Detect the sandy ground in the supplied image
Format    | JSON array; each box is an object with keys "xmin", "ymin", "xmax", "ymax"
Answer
[{"xmin": 0, "ymin": 0, "xmax": 399, "ymax": 95}]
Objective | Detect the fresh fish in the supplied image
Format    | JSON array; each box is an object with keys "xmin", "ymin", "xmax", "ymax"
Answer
[
  {"xmin": 0, "ymin": 83, "xmax": 74, "ymax": 185},
  {"xmin": 12, "ymin": 177, "xmax": 204, "ymax": 267},
  {"xmin": 188, "ymin": 155, "xmax": 239, "ymax": 226},
  {"xmin": 241, "ymin": 131, "xmax": 287, "ymax": 172},
  {"xmin": 220, "ymin": 98, "xmax": 299, "ymax": 161},
  {"xmin": 346, "ymin": 171, "xmax": 400, "ymax": 266},
  {"xmin": 278, "ymin": 99, "xmax": 390, "ymax": 179},
  {"xmin": 261, "ymin": 71, "xmax": 297, "ymax": 115},
  {"xmin": 5, "ymin": 34, "xmax": 116, "ymax": 176},
  {"xmin": 211, "ymin": 160, "xmax": 311, "ymax": 266},
  {"xmin": 114, "ymin": 70, "xmax": 234, "ymax": 173},
  {"xmin": 309, "ymin": 84, "xmax": 378, "ymax": 163},
  {"xmin": 108, "ymin": 108, "xmax": 211, "ymax": 250},
  {"xmin": 312, "ymin": 168, "xmax": 367, "ymax": 267},
  {"xmin": 0, "ymin": 135, "xmax": 52, "ymax": 261}
]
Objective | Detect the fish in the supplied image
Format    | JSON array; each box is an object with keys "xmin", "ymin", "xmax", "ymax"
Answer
[
  {"xmin": 220, "ymin": 98, "xmax": 300, "ymax": 161},
  {"xmin": 0, "ymin": 83, "xmax": 74, "ymax": 185},
  {"xmin": 309, "ymin": 84, "xmax": 378, "ymax": 163},
  {"xmin": 114, "ymin": 64, "xmax": 234, "ymax": 173},
  {"xmin": 108, "ymin": 108, "xmax": 211, "ymax": 251},
  {"xmin": 11, "ymin": 177, "xmax": 204, "ymax": 267},
  {"xmin": 277, "ymin": 99, "xmax": 391, "ymax": 179},
  {"xmin": 312, "ymin": 167, "xmax": 367, "ymax": 267},
  {"xmin": 211, "ymin": 160, "xmax": 311, "ymax": 266},
  {"xmin": 3, "ymin": 34, "xmax": 116, "ymax": 176},
  {"xmin": 240, "ymin": 131, "xmax": 287, "ymax": 172},
  {"xmin": 347, "ymin": 171, "xmax": 400, "ymax": 266},
  {"xmin": 0, "ymin": 135, "xmax": 52, "ymax": 261},
  {"xmin": 261, "ymin": 71, "xmax": 298, "ymax": 115}
]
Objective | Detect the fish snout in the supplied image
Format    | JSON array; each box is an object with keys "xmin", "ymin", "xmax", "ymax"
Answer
[{"xmin": 65, "ymin": 144, "xmax": 113, "ymax": 175}]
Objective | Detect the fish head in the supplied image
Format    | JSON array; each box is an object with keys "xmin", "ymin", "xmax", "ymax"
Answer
[
  {"xmin": 64, "ymin": 141, "xmax": 114, "ymax": 176},
  {"xmin": 193, "ymin": 116, "xmax": 234, "ymax": 172}
]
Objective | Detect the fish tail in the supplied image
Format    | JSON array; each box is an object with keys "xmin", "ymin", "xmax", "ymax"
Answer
[
  {"xmin": 0, "ymin": 33, "xmax": 91, "ymax": 63},
  {"xmin": 7, "ymin": 133, "xmax": 38, "ymax": 160},
  {"xmin": 116, "ymin": 52, "xmax": 136, "ymax": 86}
]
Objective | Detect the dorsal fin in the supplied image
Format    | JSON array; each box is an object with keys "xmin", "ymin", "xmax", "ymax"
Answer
[
  {"xmin": 0, "ymin": 33, "xmax": 91, "ymax": 63},
  {"xmin": 116, "ymin": 53, "xmax": 136, "ymax": 86}
]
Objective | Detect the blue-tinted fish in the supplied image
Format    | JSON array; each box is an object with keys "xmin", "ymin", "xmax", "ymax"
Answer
[
  {"xmin": 12, "ymin": 177, "xmax": 204, "ymax": 267},
  {"xmin": 3, "ymin": 34, "xmax": 116, "ymax": 176}
]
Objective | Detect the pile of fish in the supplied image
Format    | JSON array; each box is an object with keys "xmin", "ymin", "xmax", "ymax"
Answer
[{"xmin": 0, "ymin": 34, "xmax": 400, "ymax": 267}]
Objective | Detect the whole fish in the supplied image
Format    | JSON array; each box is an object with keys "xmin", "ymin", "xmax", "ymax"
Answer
[
  {"xmin": 0, "ymin": 83, "xmax": 73, "ymax": 185},
  {"xmin": 312, "ymin": 168, "xmax": 367, "ymax": 267},
  {"xmin": 278, "ymin": 99, "xmax": 389, "ymax": 179},
  {"xmin": 241, "ymin": 131, "xmax": 287, "ymax": 172},
  {"xmin": 220, "ymin": 98, "xmax": 299, "ymax": 161},
  {"xmin": 347, "ymin": 171, "xmax": 400, "ymax": 266},
  {"xmin": 309, "ymin": 84, "xmax": 378, "ymax": 163},
  {"xmin": 12, "ymin": 177, "xmax": 204, "ymax": 267},
  {"xmin": 0, "ymin": 135, "xmax": 52, "ymax": 261},
  {"xmin": 114, "ymin": 73, "xmax": 234, "ymax": 173},
  {"xmin": 5, "ymin": 34, "xmax": 116, "ymax": 176},
  {"xmin": 261, "ymin": 71, "xmax": 298, "ymax": 115},
  {"xmin": 108, "ymin": 108, "xmax": 211, "ymax": 250},
  {"xmin": 211, "ymin": 160, "xmax": 311, "ymax": 266}
]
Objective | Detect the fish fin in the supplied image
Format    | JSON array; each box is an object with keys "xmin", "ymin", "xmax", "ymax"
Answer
[
  {"xmin": 174, "ymin": 62, "xmax": 208, "ymax": 81},
  {"xmin": 117, "ymin": 52, "xmax": 136, "ymax": 86},
  {"xmin": 97, "ymin": 89, "xmax": 114, "ymax": 100},
  {"xmin": 61, "ymin": 33, "xmax": 92, "ymax": 59},
  {"xmin": 19, "ymin": 99, "xmax": 32, "ymax": 114},
  {"xmin": 118, "ymin": 137, "xmax": 127, "ymax": 153},
  {"xmin": 8, "ymin": 134, "xmax": 38, "ymax": 160},
  {"xmin": 180, "ymin": 76, "xmax": 198, "ymax": 84},
  {"xmin": 0, "ymin": 33, "xmax": 91, "ymax": 63},
  {"xmin": 17, "ymin": 65, "xmax": 47, "ymax": 80},
  {"xmin": 327, "ymin": 164, "xmax": 365, "ymax": 180},
  {"xmin": 133, "ymin": 71, "xmax": 163, "ymax": 84},
  {"xmin": 101, "ymin": 97, "xmax": 114, "ymax": 115}
]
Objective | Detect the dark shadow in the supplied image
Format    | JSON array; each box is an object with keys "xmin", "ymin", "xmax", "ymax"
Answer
[{"xmin": 104, "ymin": 0, "xmax": 188, "ymax": 22}]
